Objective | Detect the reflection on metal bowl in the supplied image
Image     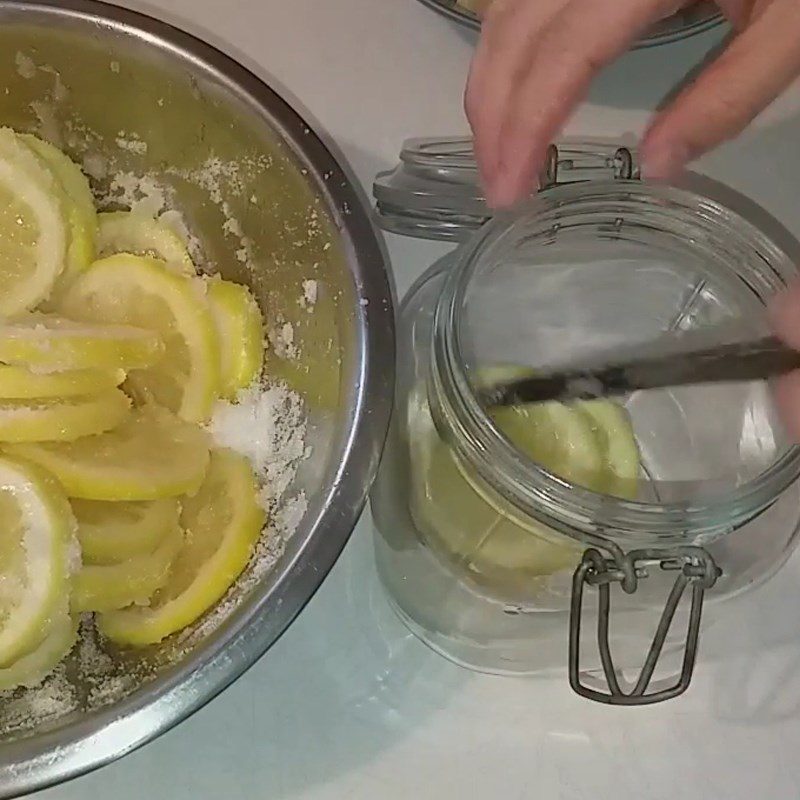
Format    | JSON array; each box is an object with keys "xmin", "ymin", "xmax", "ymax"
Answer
[{"xmin": 0, "ymin": 0, "xmax": 394, "ymax": 795}]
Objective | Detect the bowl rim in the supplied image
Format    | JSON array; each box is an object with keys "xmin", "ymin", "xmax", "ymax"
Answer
[{"xmin": 0, "ymin": 0, "xmax": 395, "ymax": 795}]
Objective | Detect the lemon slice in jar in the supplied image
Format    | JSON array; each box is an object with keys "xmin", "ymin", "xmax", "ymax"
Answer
[
  {"xmin": 0, "ymin": 128, "xmax": 69, "ymax": 314},
  {"xmin": 579, "ymin": 400, "xmax": 640, "ymax": 500},
  {"xmin": 19, "ymin": 133, "xmax": 97, "ymax": 293},
  {"xmin": 409, "ymin": 396, "xmax": 592, "ymax": 580},
  {"xmin": 408, "ymin": 364, "xmax": 639, "ymax": 584},
  {"xmin": 0, "ymin": 314, "xmax": 163, "ymax": 373},
  {"xmin": 59, "ymin": 255, "xmax": 220, "ymax": 423},
  {"xmin": 97, "ymin": 211, "xmax": 194, "ymax": 276},
  {"xmin": 0, "ymin": 456, "xmax": 76, "ymax": 668},
  {"xmin": 205, "ymin": 277, "xmax": 264, "ymax": 398},
  {"xmin": 7, "ymin": 405, "xmax": 211, "ymax": 501},
  {"xmin": 99, "ymin": 449, "xmax": 265, "ymax": 646}
]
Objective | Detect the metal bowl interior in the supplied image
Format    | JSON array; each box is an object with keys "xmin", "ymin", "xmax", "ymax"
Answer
[
  {"xmin": 417, "ymin": 0, "xmax": 724, "ymax": 48},
  {"xmin": 0, "ymin": 1, "xmax": 394, "ymax": 794}
]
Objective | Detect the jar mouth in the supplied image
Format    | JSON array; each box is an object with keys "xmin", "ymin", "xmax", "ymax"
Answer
[{"xmin": 432, "ymin": 179, "xmax": 800, "ymax": 546}]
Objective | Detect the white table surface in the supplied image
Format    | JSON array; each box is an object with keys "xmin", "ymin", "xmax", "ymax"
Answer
[{"xmin": 37, "ymin": 1, "xmax": 800, "ymax": 797}]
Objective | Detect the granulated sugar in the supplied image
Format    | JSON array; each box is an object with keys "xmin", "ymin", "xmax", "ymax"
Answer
[
  {"xmin": 115, "ymin": 132, "xmax": 148, "ymax": 156},
  {"xmin": 0, "ymin": 665, "xmax": 77, "ymax": 735},
  {"xmin": 299, "ymin": 278, "xmax": 318, "ymax": 312},
  {"xmin": 207, "ymin": 382, "xmax": 307, "ymax": 506},
  {"xmin": 268, "ymin": 319, "xmax": 299, "ymax": 361}
]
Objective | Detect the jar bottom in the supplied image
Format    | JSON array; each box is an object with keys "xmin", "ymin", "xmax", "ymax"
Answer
[
  {"xmin": 371, "ymin": 448, "xmax": 800, "ymax": 677},
  {"xmin": 374, "ymin": 529, "xmax": 696, "ymax": 678}
]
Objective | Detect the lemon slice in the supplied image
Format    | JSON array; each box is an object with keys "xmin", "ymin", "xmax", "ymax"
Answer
[
  {"xmin": 0, "ymin": 314, "xmax": 163, "ymax": 373},
  {"xmin": 7, "ymin": 405, "xmax": 211, "ymax": 501},
  {"xmin": 99, "ymin": 449, "xmax": 264, "ymax": 646},
  {"xmin": 72, "ymin": 497, "xmax": 180, "ymax": 564},
  {"xmin": 580, "ymin": 400, "xmax": 640, "ymax": 500},
  {"xmin": 20, "ymin": 134, "xmax": 97, "ymax": 291},
  {"xmin": 0, "ymin": 128, "xmax": 68, "ymax": 314},
  {"xmin": 205, "ymin": 277, "xmax": 264, "ymax": 398},
  {"xmin": 0, "ymin": 455, "xmax": 76, "ymax": 667},
  {"xmin": 73, "ymin": 523, "xmax": 183, "ymax": 613},
  {"xmin": 0, "ymin": 390, "xmax": 130, "ymax": 443},
  {"xmin": 0, "ymin": 365, "xmax": 125, "ymax": 400},
  {"xmin": 408, "ymin": 392, "xmax": 601, "ymax": 581},
  {"xmin": 0, "ymin": 606, "xmax": 77, "ymax": 691},
  {"xmin": 59, "ymin": 255, "xmax": 220, "ymax": 422},
  {"xmin": 97, "ymin": 211, "xmax": 194, "ymax": 276},
  {"xmin": 490, "ymin": 402, "xmax": 607, "ymax": 493}
]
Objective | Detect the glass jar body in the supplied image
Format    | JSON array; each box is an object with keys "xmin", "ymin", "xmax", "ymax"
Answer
[{"xmin": 370, "ymin": 187, "xmax": 800, "ymax": 678}]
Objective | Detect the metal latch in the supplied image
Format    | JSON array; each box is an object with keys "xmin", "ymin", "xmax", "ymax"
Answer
[
  {"xmin": 539, "ymin": 141, "xmax": 639, "ymax": 190},
  {"xmin": 568, "ymin": 545, "xmax": 721, "ymax": 705}
]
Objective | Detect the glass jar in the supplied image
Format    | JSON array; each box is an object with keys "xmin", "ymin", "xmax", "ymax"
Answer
[{"xmin": 369, "ymin": 138, "xmax": 800, "ymax": 705}]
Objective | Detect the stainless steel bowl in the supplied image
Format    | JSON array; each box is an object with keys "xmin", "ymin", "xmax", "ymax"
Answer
[
  {"xmin": 0, "ymin": 0, "xmax": 394, "ymax": 794},
  {"xmin": 417, "ymin": 0, "xmax": 724, "ymax": 48}
]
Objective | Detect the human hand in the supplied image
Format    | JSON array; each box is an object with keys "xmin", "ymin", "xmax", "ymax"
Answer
[
  {"xmin": 770, "ymin": 285, "xmax": 800, "ymax": 441},
  {"xmin": 465, "ymin": 0, "xmax": 800, "ymax": 208}
]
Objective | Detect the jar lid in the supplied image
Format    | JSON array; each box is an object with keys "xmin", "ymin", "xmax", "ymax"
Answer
[{"xmin": 373, "ymin": 136, "xmax": 639, "ymax": 241}]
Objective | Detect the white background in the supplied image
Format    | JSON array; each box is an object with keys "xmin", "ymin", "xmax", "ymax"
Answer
[{"xmin": 36, "ymin": 1, "xmax": 800, "ymax": 798}]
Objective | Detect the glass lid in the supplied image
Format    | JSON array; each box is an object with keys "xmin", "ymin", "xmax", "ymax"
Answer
[{"xmin": 373, "ymin": 136, "xmax": 637, "ymax": 241}]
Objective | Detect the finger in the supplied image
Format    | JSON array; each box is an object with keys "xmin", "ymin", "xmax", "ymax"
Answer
[
  {"xmin": 773, "ymin": 371, "xmax": 800, "ymax": 443},
  {"xmin": 465, "ymin": 0, "xmax": 567, "ymax": 189},
  {"xmin": 768, "ymin": 282, "xmax": 800, "ymax": 441},
  {"xmin": 769, "ymin": 281, "xmax": 800, "ymax": 351},
  {"xmin": 488, "ymin": 0, "xmax": 677, "ymax": 207},
  {"xmin": 642, "ymin": 0, "xmax": 800, "ymax": 179}
]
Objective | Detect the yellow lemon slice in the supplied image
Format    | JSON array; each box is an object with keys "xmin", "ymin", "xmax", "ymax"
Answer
[
  {"xmin": 72, "ymin": 523, "xmax": 183, "ymax": 613},
  {"xmin": 0, "ymin": 390, "xmax": 130, "ymax": 443},
  {"xmin": 0, "ymin": 365, "xmax": 125, "ymax": 400},
  {"xmin": 99, "ymin": 449, "xmax": 264, "ymax": 646},
  {"xmin": 7, "ymin": 405, "xmax": 210, "ymax": 501},
  {"xmin": 0, "ymin": 455, "xmax": 76, "ymax": 667},
  {"xmin": 0, "ymin": 127, "xmax": 68, "ymax": 314},
  {"xmin": 579, "ymin": 400, "xmax": 640, "ymax": 500},
  {"xmin": 0, "ymin": 313, "xmax": 163, "ymax": 373},
  {"xmin": 205, "ymin": 277, "xmax": 264, "ymax": 399},
  {"xmin": 20, "ymin": 133, "xmax": 97, "ymax": 294},
  {"xmin": 0, "ymin": 605, "xmax": 77, "ymax": 691},
  {"xmin": 72, "ymin": 497, "xmax": 180, "ymax": 564},
  {"xmin": 97, "ymin": 211, "xmax": 194, "ymax": 276},
  {"xmin": 59, "ymin": 255, "xmax": 220, "ymax": 422}
]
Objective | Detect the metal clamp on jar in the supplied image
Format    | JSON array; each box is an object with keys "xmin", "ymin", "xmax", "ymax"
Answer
[{"xmin": 370, "ymin": 137, "xmax": 800, "ymax": 705}]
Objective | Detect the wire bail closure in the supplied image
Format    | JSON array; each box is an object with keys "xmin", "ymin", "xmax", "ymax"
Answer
[
  {"xmin": 539, "ymin": 142, "xmax": 639, "ymax": 190},
  {"xmin": 568, "ymin": 544, "xmax": 721, "ymax": 705}
]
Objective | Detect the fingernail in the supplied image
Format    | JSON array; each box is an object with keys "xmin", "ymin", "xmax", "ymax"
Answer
[{"xmin": 641, "ymin": 141, "xmax": 689, "ymax": 181}]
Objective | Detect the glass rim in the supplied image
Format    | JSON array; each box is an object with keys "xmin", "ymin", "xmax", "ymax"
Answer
[{"xmin": 431, "ymin": 179, "xmax": 800, "ymax": 546}]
